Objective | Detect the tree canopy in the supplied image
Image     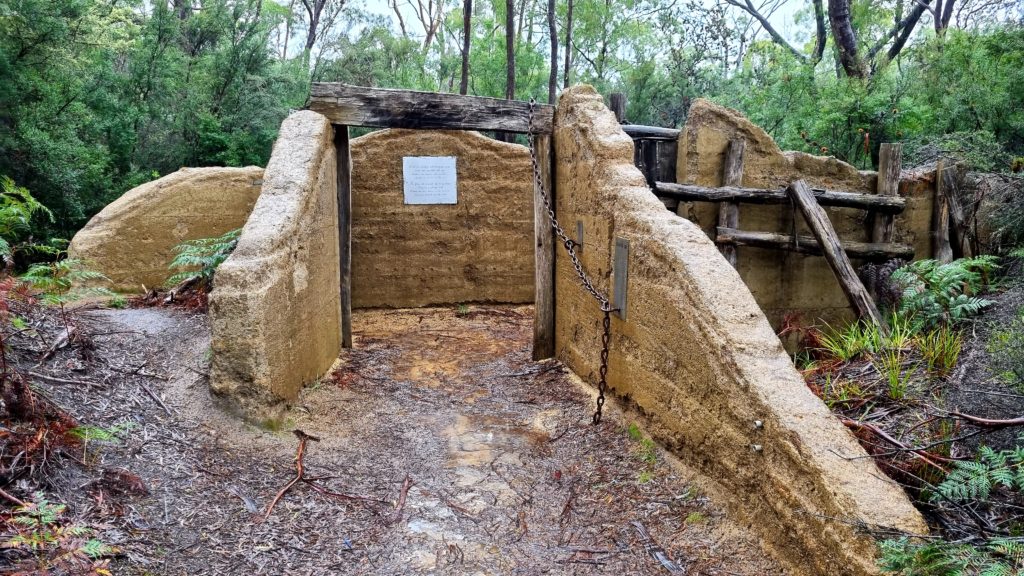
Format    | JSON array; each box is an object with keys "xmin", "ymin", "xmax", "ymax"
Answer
[{"xmin": 0, "ymin": 0, "xmax": 1021, "ymax": 237}]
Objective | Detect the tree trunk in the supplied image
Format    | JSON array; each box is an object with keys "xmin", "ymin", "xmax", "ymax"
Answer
[
  {"xmin": 505, "ymin": 0, "xmax": 516, "ymax": 101},
  {"xmin": 562, "ymin": 0, "xmax": 573, "ymax": 89},
  {"xmin": 547, "ymin": 0, "xmax": 557, "ymax": 104},
  {"xmin": 460, "ymin": 0, "xmax": 472, "ymax": 94},
  {"xmin": 828, "ymin": 0, "xmax": 866, "ymax": 78},
  {"xmin": 812, "ymin": 0, "xmax": 827, "ymax": 62}
]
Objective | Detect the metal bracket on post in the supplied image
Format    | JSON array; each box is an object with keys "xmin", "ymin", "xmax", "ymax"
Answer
[
  {"xmin": 613, "ymin": 238, "xmax": 629, "ymax": 320},
  {"xmin": 576, "ymin": 221, "xmax": 584, "ymax": 253}
]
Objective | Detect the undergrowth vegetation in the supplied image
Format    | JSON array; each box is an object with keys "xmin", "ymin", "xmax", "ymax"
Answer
[{"xmin": 797, "ymin": 254, "xmax": 1024, "ymax": 574}]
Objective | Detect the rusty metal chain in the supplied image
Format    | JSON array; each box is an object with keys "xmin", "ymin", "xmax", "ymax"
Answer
[{"xmin": 527, "ymin": 98, "xmax": 614, "ymax": 425}]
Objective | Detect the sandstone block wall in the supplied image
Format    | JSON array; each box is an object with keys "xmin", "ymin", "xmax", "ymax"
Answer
[
  {"xmin": 208, "ymin": 111, "xmax": 341, "ymax": 420},
  {"xmin": 349, "ymin": 129, "xmax": 534, "ymax": 308},
  {"xmin": 68, "ymin": 167, "xmax": 264, "ymax": 292},
  {"xmin": 554, "ymin": 86, "xmax": 927, "ymax": 575},
  {"xmin": 676, "ymin": 100, "xmax": 934, "ymax": 333}
]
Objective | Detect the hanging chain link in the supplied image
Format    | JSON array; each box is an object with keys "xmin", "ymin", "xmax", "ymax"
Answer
[{"xmin": 527, "ymin": 99, "xmax": 614, "ymax": 425}]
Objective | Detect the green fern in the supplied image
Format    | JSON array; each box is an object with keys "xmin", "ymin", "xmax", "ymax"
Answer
[
  {"xmin": 934, "ymin": 444, "xmax": 1024, "ymax": 503},
  {"xmin": 0, "ymin": 176, "xmax": 53, "ymax": 262},
  {"xmin": 166, "ymin": 228, "xmax": 241, "ymax": 287},
  {"xmin": 891, "ymin": 257, "xmax": 997, "ymax": 331},
  {"xmin": 880, "ymin": 537, "xmax": 1024, "ymax": 575}
]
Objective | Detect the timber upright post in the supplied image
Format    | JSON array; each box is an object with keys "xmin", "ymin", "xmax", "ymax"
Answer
[
  {"xmin": 932, "ymin": 160, "xmax": 953, "ymax": 263},
  {"xmin": 335, "ymin": 125, "xmax": 353, "ymax": 348},
  {"xmin": 533, "ymin": 133, "xmax": 556, "ymax": 360},
  {"xmin": 717, "ymin": 140, "xmax": 745, "ymax": 267},
  {"xmin": 871, "ymin": 143, "xmax": 902, "ymax": 244}
]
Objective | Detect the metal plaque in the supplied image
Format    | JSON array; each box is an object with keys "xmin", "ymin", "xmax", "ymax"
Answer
[{"xmin": 403, "ymin": 156, "xmax": 457, "ymax": 204}]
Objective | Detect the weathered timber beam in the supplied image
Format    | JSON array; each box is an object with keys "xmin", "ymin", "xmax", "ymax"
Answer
[
  {"xmin": 621, "ymin": 125, "xmax": 680, "ymax": 140},
  {"xmin": 654, "ymin": 182, "xmax": 906, "ymax": 213},
  {"xmin": 717, "ymin": 140, "xmax": 745, "ymax": 267},
  {"xmin": 788, "ymin": 180, "xmax": 887, "ymax": 331},
  {"xmin": 716, "ymin": 227, "xmax": 915, "ymax": 261},
  {"xmin": 308, "ymin": 83, "xmax": 554, "ymax": 134}
]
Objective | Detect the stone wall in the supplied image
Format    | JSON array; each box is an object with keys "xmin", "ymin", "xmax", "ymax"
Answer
[
  {"xmin": 349, "ymin": 129, "xmax": 534, "ymax": 308},
  {"xmin": 554, "ymin": 86, "xmax": 927, "ymax": 575},
  {"xmin": 208, "ymin": 111, "xmax": 341, "ymax": 420},
  {"xmin": 68, "ymin": 167, "xmax": 263, "ymax": 292},
  {"xmin": 676, "ymin": 99, "xmax": 934, "ymax": 334}
]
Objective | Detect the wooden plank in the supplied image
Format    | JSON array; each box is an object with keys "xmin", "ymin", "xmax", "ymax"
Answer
[
  {"xmin": 654, "ymin": 181, "xmax": 907, "ymax": 213},
  {"xmin": 716, "ymin": 227, "xmax": 915, "ymax": 261},
  {"xmin": 788, "ymin": 180, "xmax": 887, "ymax": 330},
  {"xmin": 532, "ymin": 134, "xmax": 556, "ymax": 360},
  {"xmin": 335, "ymin": 125, "xmax": 353, "ymax": 348},
  {"xmin": 621, "ymin": 125, "xmax": 680, "ymax": 140},
  {"xmin": 309, "ymin": 83, "xmax": 554, "ymax": 134},
  {"xmin": 717, "ymin": 140, "xmax": 745, "ymax": 267},
  {"xmin": 933, "ymin": 160, "xmax": 953, "ymax": 263},
  {"xmin": 609, "ymin": 92, "xmax": 627, "ymax": 123},
  {"xmin": 871, "ymin": 143, "xmax": 902, "ymax": 243}
]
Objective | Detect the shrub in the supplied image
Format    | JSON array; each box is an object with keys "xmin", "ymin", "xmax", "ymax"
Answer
[{"xmin": 0, "ymin": 176, "xmax": 55, "ymax": 267}]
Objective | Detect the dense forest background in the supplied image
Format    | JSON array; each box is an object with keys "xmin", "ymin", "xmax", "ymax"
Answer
[{"xmin": 1, "ymin": 0, "xmax": 1021, "ymax": 239}]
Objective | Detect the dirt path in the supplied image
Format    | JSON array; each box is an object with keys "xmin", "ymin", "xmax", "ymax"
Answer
[{"xmin": 28, "ymin": 305, "xmax": 784, "ymax": 575}]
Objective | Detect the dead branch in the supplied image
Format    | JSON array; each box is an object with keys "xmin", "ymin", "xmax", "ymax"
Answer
[
  {"xmin": 946, "ymin": 411, "xmax": 1024, "ymax": 430},
  {"xmin": 0, "ymin": 487, "xmax": 27, "ymax": 507},
  {"xmin": 385, "ymin": 474, "xmax": 414, "ymax": 525},
  {"xmin": 841, "ymin": 418, "xmax": 949, "ymax": 473},
  {"xmin": 139, "ymin": 381, "xmax": 173, "ymax": 416},
  {"xmin": 632, "ymin": 520, "xmax": 684, "ymax": 573},
  {"xmin": 261, "ymin": 429, "xmax": 320, "ymax": 522}
]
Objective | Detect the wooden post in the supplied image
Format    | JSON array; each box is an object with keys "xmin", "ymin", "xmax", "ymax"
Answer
[
  {"xmin": 609, "ymin": 92, "xmax": 627, "ymax": 123},
  {"xmin": 717, "ymin": 140, "xmax": 745, "ymax": 267},
  {"xmin": 533, "ymin": 134, "xmax": 556, "ymax": 360},
  {"xmin": 335, "ymin": 125, "xmax": 353, "ymax": 348},
  {"xmin": 871, "ymin": 143, "xmax": 902, "ymax": 243},
  {"xmin": 789, "ymin": 180, "xmax": 887, "ymax": 332},
  {"xmin": 641, "ymin": 140, "xmax": 659, "ymax": 188},
  {"xmin": 932, "ymin": 160, "xmax": 953, "ymax": 263},
  {"xmin": 942, "ymin": 167, "xmax": 971, "ymax": 258}
]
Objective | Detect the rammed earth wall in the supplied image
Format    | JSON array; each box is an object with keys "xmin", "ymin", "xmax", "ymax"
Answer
[
  {"xmin": 553, "ymin": 86, "xmax": 927, "ymax": 575},
  {"xmin": 349, "ymin": 129, "xmax": 534, "ymax": 308},
  {"xmin": 208, "ymin": 111, "xmax": 341, "ymax": 420}
]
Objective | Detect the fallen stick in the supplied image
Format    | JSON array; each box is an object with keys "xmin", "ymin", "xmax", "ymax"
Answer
[
  {"xmin": 0, "ymin": 487, "xmax": 27, "ymax": 507},
  {"xmin": 28, "ymin": 371, "xmax": 101, "ymax": 387},
  {"xmin": 261, "ymin": 430, "xmax": 320, "ymax": 522},
  {"xmin": 946, "ymin": 411, "xmax": 1024, "ymax": 430},
  {"xmin": 139, "ymin": 381, "xmax": 173, "ymax": 416},
  {"xmin": 841, "ymin": 419, "xmax": 949, "ymax": 473},
  {"xmin": 385, "ymin": 474, "xmax": 414, "ymax": 525},
  {"xmin": 632, "ymin": 521, "xmax": 684, "ymax": 573}
]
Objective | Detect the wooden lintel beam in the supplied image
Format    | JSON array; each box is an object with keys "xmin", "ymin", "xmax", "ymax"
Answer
[
  {"xmin": 716, "ymin": 227, "xmax": 915, "ymax": 261},
  {"xmin": 655, "ymin": 181, "xmax": 906, "ymax": 213},
  {"xmin": 308, "ymin": 83, "xmax": 554, "ymax": 134},
  {"xmin": 621, "ymin": 124, "xmax": 680, "ymax": 140}
]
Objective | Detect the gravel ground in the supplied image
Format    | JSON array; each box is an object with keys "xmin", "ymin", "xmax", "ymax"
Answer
[{"xmin": 2, "ymin": 304, "xmax": 784, "ymax": 575}]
